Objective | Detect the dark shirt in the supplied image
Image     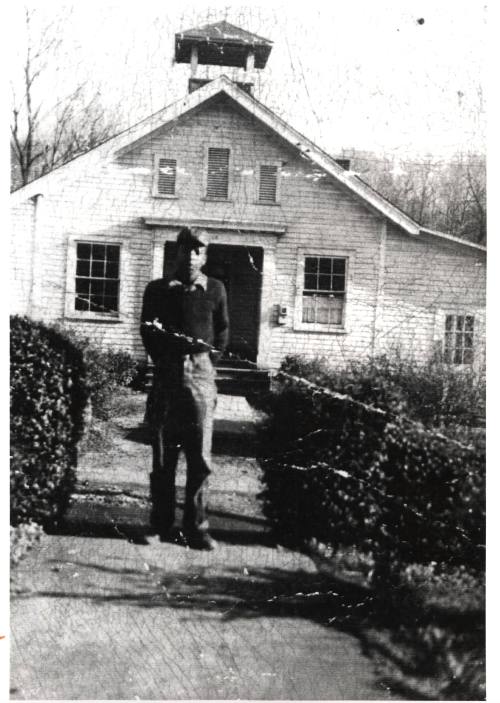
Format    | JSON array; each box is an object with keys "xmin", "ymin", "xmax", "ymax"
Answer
[{"xmin": 140, "ymin": 275, "xmax": 229, "ymax": 363}]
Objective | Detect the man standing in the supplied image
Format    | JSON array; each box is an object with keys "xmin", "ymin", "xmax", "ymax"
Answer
[{"xmin": 140, "ymin": 227, "xmax": 229, "ymax": 550}]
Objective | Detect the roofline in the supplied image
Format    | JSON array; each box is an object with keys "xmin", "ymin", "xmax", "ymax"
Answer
[
  {"xmin": 419, "ymin": 227, "xmax": 487, "ymax": 252},
  {"xmin": 10, "ymin": 76, "xmax": 482, "ymax": 251},
  {"xmin": 177, "ymin": 21, "xmax": 273, "ymax": 46},
  {"xmin": 12, "ymin": 76, "xmax": 420, "ymax": 234}
]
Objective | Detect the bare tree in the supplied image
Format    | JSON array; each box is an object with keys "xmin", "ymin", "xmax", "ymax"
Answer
[
  {"xmin": 11, "ymin": 7, "xmax": 121, "ymax": 190},
  {"xmin": 346, "ymin": 149, "xmax": 486, "ymax": 245}
]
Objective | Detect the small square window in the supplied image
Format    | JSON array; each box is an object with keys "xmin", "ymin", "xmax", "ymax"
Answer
[
  {"xmin": 443, "ymin": 314, "xmax": 475, "ymax": 365},
  {"xmin": 301, "ymin": 256, "xmax": 347, "ymax": 326},
  {"xmin": 75, "ymin": 242, "xmax": 120, "ymax": 314}
]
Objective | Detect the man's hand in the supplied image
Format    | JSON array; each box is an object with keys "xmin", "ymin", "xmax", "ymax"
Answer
[{"xmin": 141, "ymin": 321, "xmax": 215, "ymax": 356}]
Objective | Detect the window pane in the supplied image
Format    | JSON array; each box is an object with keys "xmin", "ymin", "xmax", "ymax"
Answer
[
  {"xmin": 305, "ymin": 257, "xmax": 318, "ymax": 274},
  {"xmin": 104, "ymin": 295, "xmax": 119, "ymax": 313},
  {"xmin": 318, "ymin": 274, "xmax": 331, "ymax": 291},
  {"xmin": 92, "ymin": 244, "xmax": 106, "ymax": 260},
  {"xmin": 464, "ymin": 333, "xmax": 474, "ymax": 348},
  {"xmin": 444, "ymin": 332, "xmax": 453, "ymax": 353},
  {"xmin": 106, "ymin": 245, "xmax": 120, "ymax": 263},
  {"xmin": 445, "ymin": 315, "xmax": 454, "ymax": 332},
  {"xmin": 332, "ymin": 259, "xmax": 346, "ymax": 274},
  {"xmin": 106, "ymin": 261, "xmax": 119, "ymax": 279},
  {"xmin": 75, "ymin": 278, "xmax": 90, "ymax": 295},
  {"xmin": 104, "ymin": 280, "xmax": 119, "ymax": 297},
  {"xmin": 463, "ymin": 349, "xmax": 474, "ymax": 364},
  {"xmin": 90, "ymin": 279, "xmax": 105, "ymax": 297},
  {"xmin": 76, "ymin": 259, "xmax": 90, "ymax": 276},
  {"xmin": 331, "ymin": 275, "xmax": 345, "ymax": 292},
  {"xmin": 302, "ymin": 294, "xmax": 344, "ymax": 325},
  {"xmin": 456, "ymin": 316, "xmax": 464, "ymax": 332},
  {"xmin": 465, "ymin": 316, "xmax": 474, "ymax": 331},
  {"xmin": 329, "ymin": 296, "xmax": 344, "ymax": 325},
  {"xmin": 304, "ymin": 273, "xmax": 317, "ymax": 290},
  {"xmin": 77, "ymin": 243, "xmax": 91, "ymax": 260},
  {"xmin": 302, "ymin": 295, "xmax": 316, "ymax": 322},
  {"xmin": 75, "ymin": 296, "xmax": 89, "ymax": 311},
  {"xmin": 453, "ymin": 347, "xmax": 463, "ymax": 364},
  {"xmin": 91, "ymin": 260, "xmax": 105, "ymax": 277},
  {"xmin": 443, "ymin": 347, "xmax": 453, "ymax": 363},
  {"xmin": 319, "ymin": 257, "xmax": 332, "ymax": 274},
  {"xmin": 316, "ymin": 297, "xmax": 331, "ymax": 323}
]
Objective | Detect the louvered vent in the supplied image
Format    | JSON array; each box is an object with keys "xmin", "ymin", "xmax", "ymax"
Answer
[
  {"xmin": 259, "ymin": 164, "xmax": 278, "ymax": 203},
  {"xmin": 206, "ymin": 148, "xmax": 230, "ymax": 199},
  {"xmin": 157, "ymin": 158, "xmax": 176, "ymax": 195}
]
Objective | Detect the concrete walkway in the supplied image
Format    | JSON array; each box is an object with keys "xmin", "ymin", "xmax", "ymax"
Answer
[{"xmin": 10, "ymin": 394, "xmax": 395, "ymax": 700}]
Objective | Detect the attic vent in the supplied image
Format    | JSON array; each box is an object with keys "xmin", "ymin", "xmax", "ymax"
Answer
[
  {"xmin": 206, "ymin": 147, "xmax": 230, "ymax": 199},
  {"xmin": 156, "ymin": 157, "xmax": 177, "ymax": 196},
  {"xmin": 258, "ymin": 164, "xmax": 279, "ymax": 203}
]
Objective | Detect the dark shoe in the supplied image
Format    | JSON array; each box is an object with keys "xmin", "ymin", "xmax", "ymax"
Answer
[
  {"xmin": 158, "ymin": 527, "xmax": 187, "ymax": 545},
  {"xmin": 186, "ymin": 532, "xmax": 218, "ymax": 551}
]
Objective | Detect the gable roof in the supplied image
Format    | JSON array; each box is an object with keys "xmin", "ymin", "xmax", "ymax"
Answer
[{"xmin": 10, "ymin": 75, "xmax": 486, "ymax": 252}]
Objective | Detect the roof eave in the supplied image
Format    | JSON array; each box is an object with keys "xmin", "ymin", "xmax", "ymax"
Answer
[{"xmin": 420, "ymin": 227, "xmax": 487, "ymax": 252}]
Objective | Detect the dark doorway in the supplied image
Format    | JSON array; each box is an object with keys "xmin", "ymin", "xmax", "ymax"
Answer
[{"xmin": 163, "ymin": 242, "xmax": 263, "ymax": 362}]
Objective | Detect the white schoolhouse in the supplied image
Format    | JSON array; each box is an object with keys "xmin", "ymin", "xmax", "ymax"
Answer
[{"xmin": 10, "ymin": 21, "xmax": 486, "ymax": 380}]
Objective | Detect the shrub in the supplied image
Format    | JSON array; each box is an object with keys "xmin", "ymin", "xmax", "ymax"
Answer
[
  {"xmin": 55, "ymin": 328, "xmax": 139, "ymax": 419},
  {"xmin": 257, "ymin": 354, "xmax": 485, "ymax": 577},
  {"xmin": 10, "ymin": 316, "xmax": 88, "ymax": 527}
]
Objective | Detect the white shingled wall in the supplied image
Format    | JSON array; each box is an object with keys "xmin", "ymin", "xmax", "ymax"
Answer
[{"xmin": 10, "ymin": 95, "xmax": 485, "ymax": 371}]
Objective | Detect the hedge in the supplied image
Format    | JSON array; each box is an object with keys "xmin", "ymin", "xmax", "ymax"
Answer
[
  {"xmin": 10, "ymin": 316, "xmax": 88, "ymax": 527},
  {"xmin": 256, "ymin": 355, "xmax": 485, "ymax": 577},
  {"xmin": 55, "ymin": 327, "xmax": 138, "ymax": 419}
]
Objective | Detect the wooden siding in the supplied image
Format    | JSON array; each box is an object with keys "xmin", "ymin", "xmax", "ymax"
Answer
[{"xmin": 10, "ymin": 94, "xmax": 486, "ymax": 371}]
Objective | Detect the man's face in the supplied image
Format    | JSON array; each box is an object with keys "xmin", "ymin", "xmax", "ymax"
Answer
[{"xmin": 176, "ymin": 244, "xmax": 207, "ymax": 284}]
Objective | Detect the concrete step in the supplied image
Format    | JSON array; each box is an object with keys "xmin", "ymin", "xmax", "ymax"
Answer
[{"xmin": 141, "ymin": 364, "xmax": 271, "ymax": 397}]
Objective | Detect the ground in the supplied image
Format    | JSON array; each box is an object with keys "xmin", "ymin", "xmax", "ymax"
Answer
[{"xmin": 10, "ymin": 392, "xmax": 397, "ymax": 700}]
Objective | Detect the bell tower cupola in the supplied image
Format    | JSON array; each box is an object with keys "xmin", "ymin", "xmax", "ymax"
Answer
[{"xmin": 174, "ymin": 20, "xmax": 273, "ymax": 94}]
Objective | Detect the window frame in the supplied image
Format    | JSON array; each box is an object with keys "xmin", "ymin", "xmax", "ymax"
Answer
[
  {"xmin": 256, "ymin": 160, "xmax": 282, "ymax": 205},
  {"xmin": 293, "ymin": 247, "xmax": 354, "ymax": 333},
  {"xmin": 202, "ymin": 144, "xmax": 232, "ymax": 202},
  {"xmin": 443, "ymin": 313, "xmax": 475, "ymax": 366},
  {"xmin": 152, "ymin": 154, "xmax": 178, "ymax": 199},
  {"xmin": 64, "ymin": 236, "xmax": 128, "ymax": 322},
  {"xmin": 433, "ymin": 308, "xmax": 483, "ymax": 369}
]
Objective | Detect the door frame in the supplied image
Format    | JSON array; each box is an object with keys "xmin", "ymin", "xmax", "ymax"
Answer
[{"xmin": 151, "ymin": 227, "xmax": 277, "ymax": 367}]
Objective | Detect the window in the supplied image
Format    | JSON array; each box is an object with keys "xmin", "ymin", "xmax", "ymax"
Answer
[
  {"xmin": 302, "ymin": 256, "xmax": 347, "ymax": 325},
  {"xmin": 154, "ymin": 156, "xmax": 177, "ymax": 196},
  {"xmin": 444, "ymin": 314, "xmax": 474, "ymax": 364},
  {"xmin": 258, "ymin": 164, "xmax": 279, "ymax": 203},
  {"xmin": 206, "ymin": 147, "xmax": 230, "ymax": 199},
  {"xmin": 75, "ymin": 243, "xmax": 120, "ymax": 314}
]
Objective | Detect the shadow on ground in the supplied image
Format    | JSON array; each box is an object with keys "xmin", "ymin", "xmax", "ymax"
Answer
[
  {"xmin": 50, "ymin": 493, "xmax": 274, "ymax": 548},
  {"xmin": 123, "ymin": 421, "xmax": 259, "ymax": 457},
  {"xmin": 13, "ymin": 551, "xmax": 451, "ymax": 701}
]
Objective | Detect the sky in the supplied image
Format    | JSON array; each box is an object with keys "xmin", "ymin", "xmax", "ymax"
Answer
[{"xmin": 8, "ymin": 0, "xmax": 487, "ymax": 162}]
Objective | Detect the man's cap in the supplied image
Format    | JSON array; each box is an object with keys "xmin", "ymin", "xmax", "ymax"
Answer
[{"xmin": 176, "ymin": 227, "xmax": 209, "ymax": 249}]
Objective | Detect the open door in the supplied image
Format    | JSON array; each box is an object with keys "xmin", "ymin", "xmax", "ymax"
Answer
[{"xmin": 163, "ymin": 242, "xmax": 263, "ymax": 363}]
